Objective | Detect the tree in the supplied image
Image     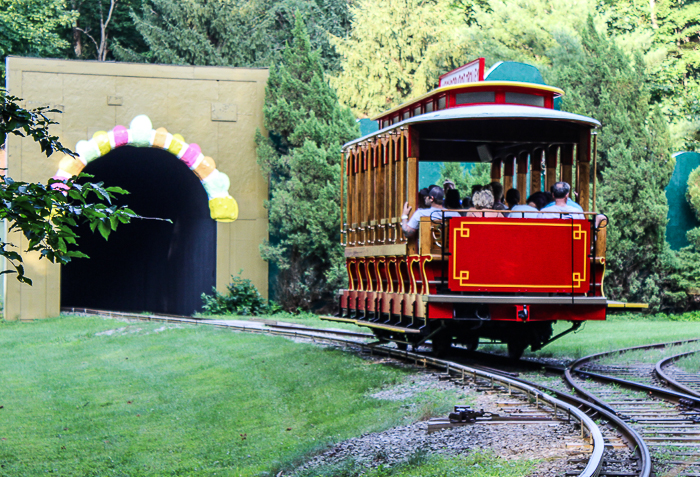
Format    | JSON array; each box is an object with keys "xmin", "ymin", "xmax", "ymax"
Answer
[
  {"xmin": 463, "ymin": 0, "xmax": 597, "ymax": 69},
  {"xmin": 599, "ymin": 0, "xmax": 700, "ymax": 149},
  {"xmin": 0, "ymin": 0, "xmax": 75, "ymax": 78},
  {"xmin": 69, "ymin": 0, "xmax": 147, "ymax": 61},
  {"xmin": 256, "ymin": 16, "xmax": 359, "ymax": 310},
  {"xmin": 116, "ymin": 0, "xmax": 352, "ymax": 71},
  {"xmin": 438, "ymin": 162, "xmax": 491, "ymax": 196},
  {"xmin": 548, "ymin": 18, "xmax": 675, "ymax": 310},
  {"xmin": 330, "ymin": 0, "xmax": 469, "ymax": 117},
  {"xmin": 0, "ymin": 90, "xmax": 137, "ymax": 284}
]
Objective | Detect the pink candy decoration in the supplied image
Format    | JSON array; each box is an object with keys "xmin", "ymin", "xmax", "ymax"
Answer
[
  {"xmin": 113, "ymin": 125, "xmax": 129, "ymax": 147},
  {"xmin": 49, "ymin": 177, "xmax": 70, "ymax": 191},
  {"xmin": 180, "ymin": 143, "xmax": 201, "ymax": 168}
]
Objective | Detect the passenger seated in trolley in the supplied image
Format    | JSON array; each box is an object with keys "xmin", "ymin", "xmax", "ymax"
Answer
[
  {"xmin": 505, "ymin": 189, "xmax": 539, "ymax": 218},
  {"xmin": 538, "ymin": 182, "xmax": 584, "ymax": 220},
  {"xmin": 401, "ymin": 186, "xmax": 459, "ymax": 238},
  {"xmin": 466, "ymin": 189, "xmax": 504, "ymax": 217}
]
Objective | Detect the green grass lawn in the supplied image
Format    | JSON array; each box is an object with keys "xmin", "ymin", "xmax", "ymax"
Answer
[
  {"xmin": 0, "ymin": 315, "xmax": 473, "ymax": 477},
  {"xmin": 529, "ymin": 313, "xmax": 700, "ymax": 360}
]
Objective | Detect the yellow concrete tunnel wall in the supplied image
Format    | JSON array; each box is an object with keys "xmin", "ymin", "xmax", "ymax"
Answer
[{"xmin": 4, "ymin": 57, "xmax": 270, "ymax": 321}]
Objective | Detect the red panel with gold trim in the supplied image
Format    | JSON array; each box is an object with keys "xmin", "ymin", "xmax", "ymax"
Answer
[{"xmin": 448, "ymin": 217, "xmax": 590, "ymax": 293}]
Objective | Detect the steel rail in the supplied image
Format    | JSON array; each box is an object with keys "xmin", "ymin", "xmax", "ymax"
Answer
[
  {"xmin": 65, "ymin": 307, "xmax": 606, "ymax": 477},
  {"xmin": 566, "ymin": 339, "xmax": 700, "ymax": 410},
  {"xmin": 655, "ymin": 350, "xmax": 700, "ymax": 398}
]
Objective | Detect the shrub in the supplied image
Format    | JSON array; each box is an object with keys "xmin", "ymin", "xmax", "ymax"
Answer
[
  {"xmin": 201, "ymin": 273, "xmax": 279, "ymax": 316},
  {"xmin": 688, "ymin": 165, "xmax": 700, "ymax": 220}
]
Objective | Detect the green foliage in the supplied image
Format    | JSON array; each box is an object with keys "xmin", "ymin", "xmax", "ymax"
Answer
[
  {"xmin": 330, "ymin": 0, "xmax": 469, "ymax": 117},
  {"xmin": 438, "ymin": 162, "xmax": 491, "ymax": 197},
  {"xmin": 0, "ymin": 0, "xmax": 75, "ymax": 77},
  {"xmin": 201, "ymin": 272, "xmax": 279, "ymax": 315},
  {"xmin": 547, "ymin": 18, "xmax": 674, "ymax": 310},
  {"xmin": 0, "ymin": 90, "xmax": 137, "ymax": 284},
  {"xmin": 256, "ymin": 16, "xmax": 359, "ymax": 310},
  {"xmin": 599, "ymin": 0, "xmax": 700, "ymax": 150},
  {"xmin": 118, "ymin": 0, "xmax": 352, "ymax": 71},
  {"xmin": 688, "ymin": 165, "xmax": 700, "ymax": 220},
  {"xmin": 69, "ymin": 0, "xmax": 147, "ymax": 61},
  {"xmin": 464, "ymin": 0, "xmax": 597, "ymax": 69}
]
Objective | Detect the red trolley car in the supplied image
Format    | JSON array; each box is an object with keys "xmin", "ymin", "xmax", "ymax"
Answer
[{"xmin": 324, "ymin": 60, "xmax": 611, "ymax": 357}]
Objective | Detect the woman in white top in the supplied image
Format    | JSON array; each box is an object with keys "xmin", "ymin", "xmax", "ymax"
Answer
[{"xmin": 466, "ymin": 189, "xmax": 504, "ymax": 218}]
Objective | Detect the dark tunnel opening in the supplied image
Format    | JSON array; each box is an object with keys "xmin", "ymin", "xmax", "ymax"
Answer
[{"xmin": 61, "ymin": 146, "xmax": 216, "ymax": 315}]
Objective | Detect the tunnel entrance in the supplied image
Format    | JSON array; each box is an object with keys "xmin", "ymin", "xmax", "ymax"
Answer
[{"xmin": 61, "ymin": 146, "xmax": 216, "ymax": 315}]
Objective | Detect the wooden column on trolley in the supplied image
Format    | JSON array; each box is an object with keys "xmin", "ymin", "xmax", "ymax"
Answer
[
  {"xmin": 545, "ymin": 145, "xmax": 558, "ymax": 191},
  {"xmin": 491, "ymin": 158, "xmax": 502, "ymax": 184},
  {"xmin": 577, "ymin": 129, "xmax": 591, "ymax": 211},
  {"xmin": 560, "ymin": 144, "xmax": 574, "ymax": 187},
  {"xmin": 516, "ymin": 151, "xmax": 528, "ymax": 204},
  {"xmin": 407, "ymin": 127, "xmax": 419, "ymax": 255},
  {"xmin": 376, "ymin": 140, "xmax": 386, "ymax": 244},
  {"xmin": 530, "ymin": 148, "xmax": 543, "ymax": 194},
  {"xmin": 503, "ymin": 155, "xmax": 515, "ymax": 192}
]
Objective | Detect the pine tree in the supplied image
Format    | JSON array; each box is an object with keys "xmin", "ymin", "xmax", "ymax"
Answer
[
  {"xmin": 548, "ymin": 18, "xmax": 675, "ymax": 309},
  {"xmin": 256, "ymin": 15, "xmax": 359, "ymax": 310},
  {"xmin": 330, "ymin": 0, "xmax": 468, "ymax": 117},
  {"xmin": 116, "ymin": 0, "xmax": 352, "ymax": 71}
]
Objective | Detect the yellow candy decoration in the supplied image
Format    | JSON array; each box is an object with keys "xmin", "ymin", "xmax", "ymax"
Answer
[
  {"xmin": 92, "ymin": 130, "xmax": 111, "ymax": 156},
  {"xmin": 58, "ymin": 155, "xmax": 85, "ymax": 177},
  {"xmin": 209, "ymin": 196, "xmax": 238, "ymax": 222}
]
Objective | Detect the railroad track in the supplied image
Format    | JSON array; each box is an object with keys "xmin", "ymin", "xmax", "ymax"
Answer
[
  {"xmin": 566, "ymin": 340, "xmax": 700, "ymax": 476},
  {"xmin": 63, "ymin": 307, "xmax": 649, "ymax": 477}
]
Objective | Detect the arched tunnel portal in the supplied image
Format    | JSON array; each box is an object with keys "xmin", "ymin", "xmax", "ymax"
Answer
[{"xmin": 61, "ymin": 146, "xmax": 216, "ymax": 315}]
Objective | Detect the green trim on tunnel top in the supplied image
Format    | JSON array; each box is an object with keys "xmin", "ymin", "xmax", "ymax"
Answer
[{"xmin": 665, "ymin": 152, "xmax": 700, "ymax": 250}]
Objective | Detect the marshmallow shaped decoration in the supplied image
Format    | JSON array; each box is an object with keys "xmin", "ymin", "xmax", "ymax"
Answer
[
  {"xmin": 153, "ymin": 127, "xmax": 169, "ymax": 149},
  {"xmin": 75, "ymin": 140, "xmax": 100, "ymax": 164},
  {"xmin": 93, "ymin": 131, "xmax": 111, "ymax": 155},
  {"xmin": 129, "ymin": 114, "xmax": 153, "ymax": 147},
  {"xmin": 209, "ymin": 196, "xmax": 238, "ymax": 222},
  {"xmin": 194, "ymin": 156, "xmax": 216, "ymax": 180},
  {"xmin": 180, "ymin": 143, "xmax": 201, "ymax": 168},
  {"xmin": 61, "ymin": 115, "xmax": 238, "ymax": 223},
  {"xmin": 58, "ymin": 155, "xmax": 85, "ymax": 177},
  {"xmin": 202, "ymin": 170, "xmax": 230, "ymax": 198},
  {"xmin": 113, "ymin": 125, "xmax": 129, "ymax": 147}
]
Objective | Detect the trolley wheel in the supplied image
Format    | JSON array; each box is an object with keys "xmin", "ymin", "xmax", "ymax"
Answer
[
  {"xmin": 465, "ymin": 336, "xmax": 479, "ymax": 352},
  {"xmin": 507, "ymin": 341, "xmax": 527, "ymax": 360},
  {"xmin": 431, "ymin": 333, "xmax": 452, "ymax": 358}
]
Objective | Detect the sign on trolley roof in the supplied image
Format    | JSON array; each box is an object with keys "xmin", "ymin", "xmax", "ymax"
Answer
[{"xmin": 439, "ymin": 58, "xmax": 485, "ymax": 87}]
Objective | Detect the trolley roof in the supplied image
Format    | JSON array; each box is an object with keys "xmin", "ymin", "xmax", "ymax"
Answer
[{"xmin": 343, "ymin": 104, "xmax": 601, "ymax": 153}]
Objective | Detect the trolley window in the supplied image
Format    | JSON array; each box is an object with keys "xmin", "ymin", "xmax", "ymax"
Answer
[
  {"xmin": 455, "ymin": 91, "xmax": 495, "ymax": 105},
  {"xmin": 425, "ymin": 101, "xmax": 434, "ymax": 112},
  {"xmin": 403, "ymin": 110, "xmax": 410, "ymax": 120},
  {"xmin": 505, "ymin": 92, "xmax": 544, "ymax": 107},
  {"xmin": 413, "ymin": 105, "xmax": 422, "ymax": 116},
  {"xmin": 438, "ymin": 96, "xmax": 446, "ymax": 110}
]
